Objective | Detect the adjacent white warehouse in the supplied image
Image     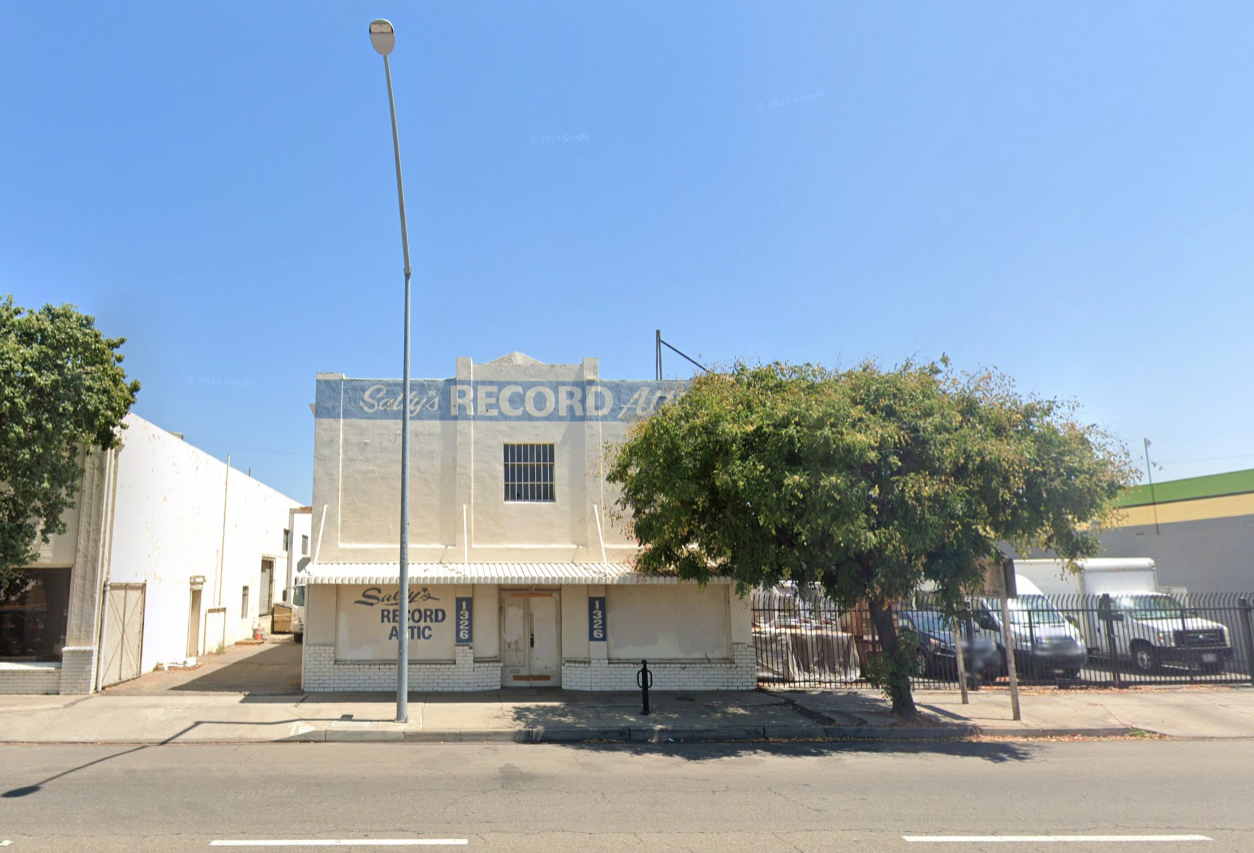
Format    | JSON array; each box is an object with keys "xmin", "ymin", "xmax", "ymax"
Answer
[
  {"xmin": 302, "ymin": 353, "xmax": 756, "ymax": 692},
  {"xmin": 0, "ymin": 414, "xmax": 302, "ymax": 694}
]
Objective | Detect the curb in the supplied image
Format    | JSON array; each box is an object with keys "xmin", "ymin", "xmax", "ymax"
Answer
[
  {"xmin": 822, "ymin": 725, "xmax": 980, "ymax": 740},
  {"xmin": 0, "ymin": 724, "xmax": 1187, "ymax": 745},
  {"xmin": 975, "ymin": 726, "xmax": 1138, "ymax": 739}
]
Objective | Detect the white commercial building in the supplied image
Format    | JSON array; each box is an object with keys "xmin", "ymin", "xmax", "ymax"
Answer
[
  {"xmin": 0, "ymin": 414, "xmax": 302, "ymax": 694},
  {"xmin": 302, "ymin": 353, "xmax": 756, "ymax": 692}
]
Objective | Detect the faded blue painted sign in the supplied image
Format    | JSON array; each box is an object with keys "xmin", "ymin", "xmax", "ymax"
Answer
[{"xmin": 316, "ymin": 378, "xmax": 688, "ymax": 422}]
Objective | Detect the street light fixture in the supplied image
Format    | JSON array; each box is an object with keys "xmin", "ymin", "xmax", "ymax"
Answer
[{"xmin": 369, "ymin": 17, "xmax": 413, "ymax": 724}]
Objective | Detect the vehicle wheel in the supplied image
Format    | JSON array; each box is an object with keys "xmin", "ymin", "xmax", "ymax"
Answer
[
  {"xmin": 915, "ymin": 648, "xmax": 930, "ymax": 678},
  {"xmin": 1062, "ymin": 668, "xmax": 1081, "ymax": 680},
  {"xmin": 294, "ymin": 632, "xmax": 303, "ymax": 645},
  {"xmin": 1131, "ymin": 641, "xmax": 1158, "ymax": 674}
]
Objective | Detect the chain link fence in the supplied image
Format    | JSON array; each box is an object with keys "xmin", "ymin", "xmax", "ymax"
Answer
[{"xmin": 752, "ymin": 588, "xmax": 1254, "ymax": 690}]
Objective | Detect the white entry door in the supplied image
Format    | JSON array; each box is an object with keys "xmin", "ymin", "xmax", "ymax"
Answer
[{"xmin": 500, "ymin": 592, "xmax": 561, "ymax": 687}]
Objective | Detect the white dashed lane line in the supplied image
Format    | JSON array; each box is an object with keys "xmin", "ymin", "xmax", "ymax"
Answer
[
  {"xmin": 210, "ymin": 842, "xmax": 468, "ymax": 848},
  {"xmin": 903, "ymin": 836, "xmax": 1212, "ymax": 844}
]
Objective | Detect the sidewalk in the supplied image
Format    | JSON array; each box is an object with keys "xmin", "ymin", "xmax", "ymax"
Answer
[
  {"xmin": 3, "ymin": 636, "xmax": 1254, "ymax": 744},
  {"xmin": 4, "ymin": 684, "xmax": 1254, "ymax": 744}
]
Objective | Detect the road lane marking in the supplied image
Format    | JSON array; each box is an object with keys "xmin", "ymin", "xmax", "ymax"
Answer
[
  {"xmin": 210, "ymin": 842, "xmax": 467, "ymax": 848},
  {"xmin": 903, "ymin": 836, "xmax": 1211, "ymax": 843}
]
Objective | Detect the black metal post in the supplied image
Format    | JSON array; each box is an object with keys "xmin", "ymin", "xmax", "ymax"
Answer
[
  {"xmin": 1100, "ymin": 594, "xmax": 1121, "ymax": 689},
  {"xmin": 1239, "ymin": 598, "xmax": 1254, "ymax": 686},
  {"xmin": 962, "ymin": 609, "xmax": 979, "ymax": 691},
  {"xmin": 1181, "ymin": 608, "xmax": 1196, "ymax": 683},
  {"xmin": 637, "ymin": 659, "xmax": 653, "ymax": 715}
]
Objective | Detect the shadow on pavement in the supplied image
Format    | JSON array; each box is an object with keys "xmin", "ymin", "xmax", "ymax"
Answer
[
  {"xmin": 169, "ymin": 644, "xmax": 302, "ymax": 694},
  {"xmin": 547, "ymin": 738, "xmax": 1039, "ymax": 763}
]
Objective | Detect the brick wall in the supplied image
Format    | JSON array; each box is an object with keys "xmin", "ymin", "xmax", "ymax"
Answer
[
  {"xmin": 302, "ymin": 642, "xmax": 756, "ymax": 692},
  {"xmin": 302, "ymin": 643, "xmax": 501, "ymax": 692},
  {"xmin": 562, "ymin": 643, "xmax": 756, "ymax": 691},
  {"xmin": 59, "ymin": 647, "xmax": 97, "ymax": 695},
  {"xmin": 0, "ymin": 663, "xmax": 62, "ymax": 695}
]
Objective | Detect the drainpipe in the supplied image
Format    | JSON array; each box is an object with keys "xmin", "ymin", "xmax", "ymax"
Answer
[
  {"xmin": 217, "ymin": 455, "xmax": 230, "ymax": 606},
  {"xmin": 593, "ymin": 504, "xmax": 608, "ymax": 564}
]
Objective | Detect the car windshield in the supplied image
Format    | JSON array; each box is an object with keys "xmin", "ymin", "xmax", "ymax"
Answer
[
  {"xmin": 903, "ymin": 611, "xmax": 949, "ymax": 635},
  {"xmin": 1117, "ymin": 595, "xmax": 1184, "ymax": 620},
  {"xmin": 291, "ymin": 585, "xmax": 306, "ymax": 607},
  {"xmin": 1006, "ymin": 595, "xmax": 1066, "ymax": 626}
]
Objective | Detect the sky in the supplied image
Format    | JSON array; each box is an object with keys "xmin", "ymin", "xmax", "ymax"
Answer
[{"xmin": 3, "ymin": 2, "xmax": 1253, "ymax": 505}]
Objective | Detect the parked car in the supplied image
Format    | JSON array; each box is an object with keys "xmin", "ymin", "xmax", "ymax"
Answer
[{"xmin": 898, "ymin": 609, "xmax": 1000, "ymax": 681}]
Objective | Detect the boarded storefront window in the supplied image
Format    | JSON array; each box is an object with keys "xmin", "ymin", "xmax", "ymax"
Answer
[{"xmin": 607, "ymin": 585, "xmax": 730, "ymax": 660}]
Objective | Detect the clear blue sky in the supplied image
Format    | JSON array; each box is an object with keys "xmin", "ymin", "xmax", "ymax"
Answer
[{"xmin": 4, "ymin": 2, "xmax": 1253, "ymax": 504}]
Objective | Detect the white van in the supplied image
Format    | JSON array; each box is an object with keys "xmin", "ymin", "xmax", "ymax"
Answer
[
  {"xmin": 1014, "ymin": 559, "xmax": 1232, "ymax": 674},
  {"xmin": 971, "ymin": 575, "xmax": 1088, "ymax": 679}
]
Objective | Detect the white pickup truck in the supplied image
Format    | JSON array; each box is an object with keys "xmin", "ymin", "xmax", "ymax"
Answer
[{"xmin": 1013, "ymin": 558, "xmax": 1232, "ymax": 674}]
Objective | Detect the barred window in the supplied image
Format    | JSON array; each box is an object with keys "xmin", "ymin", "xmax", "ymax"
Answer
[{"xmin": 504, "ymin": 443, "xmax": 555, "ymax": 502}]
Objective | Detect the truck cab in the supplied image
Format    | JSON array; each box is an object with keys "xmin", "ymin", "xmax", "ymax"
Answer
[
  {"xmin": 290, "ymin": 574, "xmax": 307, "ymax": 643},
  {"xmin": 1098, "ymin": 592, "xmax": 1231, "ymax": 674}
]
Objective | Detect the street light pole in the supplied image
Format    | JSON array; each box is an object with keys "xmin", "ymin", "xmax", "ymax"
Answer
[
  {"xmin": 370, "ymin": 18, "xmax": 412, "ymax": 724},
  {"xmin": 1143, "ymin": 438, "xmax": 1160, "ymax": 536}
]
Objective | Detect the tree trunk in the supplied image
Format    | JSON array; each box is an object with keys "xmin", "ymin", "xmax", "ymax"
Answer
[{"xmin": 868, "ymin": 597, "xmax": 918, "ymax": 719}]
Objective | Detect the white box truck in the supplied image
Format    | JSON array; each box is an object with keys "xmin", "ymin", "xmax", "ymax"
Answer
[
  {"xmin": 289, "ymin": 571, "xmax": 308, "ymax": 644},
  {"xmin": 1013, "ymin": 558, "xmax": 1233, "ymax": 674}
]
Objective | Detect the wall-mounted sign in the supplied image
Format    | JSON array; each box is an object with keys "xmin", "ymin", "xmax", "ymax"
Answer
[
  {"xmin": 316, "ymin": 378, "xmax": 689, "ymax": 423},
  {"xmin": 455, "ymin": 597, "xmax": 473, "ymax": 644},
  {"xmin": 588, "ymin": 596, "xmax": 607, "ymax": 642}
]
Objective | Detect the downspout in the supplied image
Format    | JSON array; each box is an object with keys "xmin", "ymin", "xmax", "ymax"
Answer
[
  {"xmin": 312, "ymin": 504, "xmax": 327, "ymax": 566},
  {"xmin": 217, "ymin": 454, "xmax": 230, "ymax": 606},
  {"xmin": 593, "ymin": 504, "xmax": 608, "ymax": 564}
]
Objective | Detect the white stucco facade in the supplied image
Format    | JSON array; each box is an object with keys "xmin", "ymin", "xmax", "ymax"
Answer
[
  {"xmin": 0, "ymin": 414, "xmax": 302, "ymax": 694},
  {"xmin": 302, "ymin": 353, "xmax": 756, "ymax": 692}
]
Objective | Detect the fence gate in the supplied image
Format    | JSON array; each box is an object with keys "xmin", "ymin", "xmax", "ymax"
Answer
[{"xmin": 99, "ymin": 582, "xmax": 146, "ymax": 687}]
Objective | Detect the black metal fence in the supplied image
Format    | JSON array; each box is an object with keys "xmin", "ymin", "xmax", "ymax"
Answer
[{"xmin": 752, "ymin": 588, "xmax": 1254, "ymax": 690}]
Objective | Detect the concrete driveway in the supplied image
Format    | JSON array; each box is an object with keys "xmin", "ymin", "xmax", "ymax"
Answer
[{"xmin": 104, "ymin": 636, "xmax": 303, "ymax": 696}]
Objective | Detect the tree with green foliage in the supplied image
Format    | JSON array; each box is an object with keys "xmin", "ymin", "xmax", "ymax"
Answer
[
  {"xmin": 0, "ymin": 296, "xmax": 140, "ymax": 593},
  {"xmin": 608, "ymin": 360, "xmax": 1135, "ymax": 717}
]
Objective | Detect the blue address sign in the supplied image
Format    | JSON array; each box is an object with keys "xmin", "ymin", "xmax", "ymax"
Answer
[
  {"xmin": 455, "ymin": 597, "xmax": 473, "ymax": 644},
  {"xmin": 588, "ymin": 596, "xmax": 607, "ymax": 642}
]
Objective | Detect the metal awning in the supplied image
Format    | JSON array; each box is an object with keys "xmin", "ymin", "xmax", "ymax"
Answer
[{"xmin": 303, "ymin": 562, "xmax": 729, "ymax": 586}]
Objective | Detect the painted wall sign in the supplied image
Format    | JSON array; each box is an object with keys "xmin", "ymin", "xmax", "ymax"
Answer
[
  {"xmin": 336, "ymin": 585, "xmax": 455, "ymax": 661},
  {"xmin": 316, "ymin": 378, "xmax": 688, "ymax": 423},
  {"xmin": 588, "ymin": 596, "xmax": 607, "ymax": 642},
  {"xmin": 455, "ymin": 597, "xmax": 473, "ymax": 644}
]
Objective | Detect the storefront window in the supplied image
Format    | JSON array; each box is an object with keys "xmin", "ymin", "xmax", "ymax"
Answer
[{"xmin": 0, "ymin": 568, "xmax": 71, "ymax": 662}]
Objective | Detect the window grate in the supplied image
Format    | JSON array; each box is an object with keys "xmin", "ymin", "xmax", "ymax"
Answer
[{"xmin": 504, "ymin": 443, "xmax": 555, "ymax": 502}]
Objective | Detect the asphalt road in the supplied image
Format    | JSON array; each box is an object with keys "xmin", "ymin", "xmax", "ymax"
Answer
[{"xmin": 1, "ymin": 739, "xmax": 1250, "ymax": 852}]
